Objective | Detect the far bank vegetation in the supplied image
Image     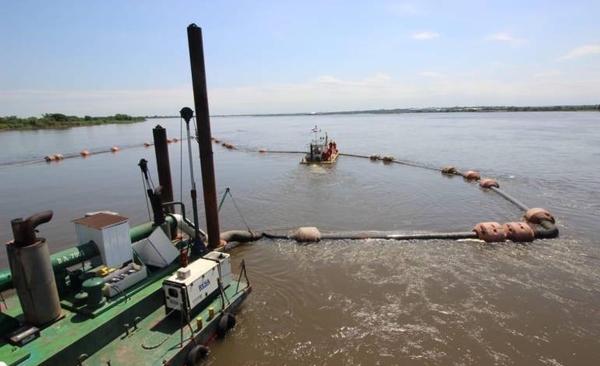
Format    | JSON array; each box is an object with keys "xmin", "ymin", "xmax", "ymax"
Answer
[{"xmin": 0, "ymin": 113, "xmax": 145, "ymax": 131}]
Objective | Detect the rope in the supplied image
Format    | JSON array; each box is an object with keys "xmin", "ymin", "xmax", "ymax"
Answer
[{"xmin": 224, "ymin": 189, "xmax": 251, "ymax": 232}]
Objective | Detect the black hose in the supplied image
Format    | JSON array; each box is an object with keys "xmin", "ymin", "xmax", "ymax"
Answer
[
  {"xmin": 489, "ymin": 187, "xmax": 530, "ymax": 211},
  {"xmin": 320, "ymin": 231, "xmax": 478, "ymax": 241},
  {"xmin": 532, "ymin": 220, "xmax": 559, "ymax": 239},
  {"xmin": 261, "ymin": 232, "xmax": 290, "ymax": 240},
  {"xmin": 220, "ymin": 230, "xmax": 264, "ymax": 243}
]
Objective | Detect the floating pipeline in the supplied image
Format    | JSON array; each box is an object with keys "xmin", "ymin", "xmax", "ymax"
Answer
[
  {"xmin": 258, "ymin": 216, "xmax": 557, "ymax": 244},
  {"xmin": 0, "ymin": 139, "xmax": 184, "ymax": 169},
  {"xmin": 233, "ymin": 151, "xmax": 560, "ymax": 244},
  {"xmin": 0, "ymin": 210, "xmax": 556, "ymax": 292}
]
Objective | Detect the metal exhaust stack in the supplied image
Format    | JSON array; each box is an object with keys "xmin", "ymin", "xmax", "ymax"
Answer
[
  {"xmin": 186, "ymin": 24, "xmax": 220, "ymax": 249},
  {"xmin": 7, "ymin": 211, "xmax": 61, "ymax": 326}
]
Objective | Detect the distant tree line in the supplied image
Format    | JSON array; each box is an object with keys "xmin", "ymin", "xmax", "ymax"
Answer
[
  {"xmin": 0, "ymin": 113, "xmax": 145, "ymax": 131},
  {"xmin": 306, "ymin": 104, "xmax": 600, "ymax": 116},
  {"xmin": 235, "ymin": 104, "xmax": 600, "ymax": 118}
]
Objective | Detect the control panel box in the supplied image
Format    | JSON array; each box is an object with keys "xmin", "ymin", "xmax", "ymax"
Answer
[
  {"xmin": 203, "ymin": 251, "xmax": 232, "ymax": 289},
  {"xmin": 103, "ymin": 263, "xmax": 148, "ymax": 298},
  {"xmin": 163, "ymin": 259, "xmax": 219, "ymax": 312}
]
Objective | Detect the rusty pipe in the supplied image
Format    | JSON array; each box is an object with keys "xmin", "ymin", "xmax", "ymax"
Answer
[{"xmin": 11, "ymin": 210, "xmax": 53, "ymax": 247}]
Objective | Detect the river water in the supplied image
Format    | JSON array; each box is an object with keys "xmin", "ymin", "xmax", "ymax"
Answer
[{"xmin": 1, "ymin": 112, "xmax": 599, "ymax": 365}]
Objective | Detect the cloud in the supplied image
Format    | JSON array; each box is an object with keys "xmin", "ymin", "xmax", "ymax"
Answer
[
  {"xmin": 534, "ymin": 70, "xmax": 562, "ymax": 78},
  {"xmin": 487, "ymin": 32, "xmax": 526, "ymax": 46},
  {"xmin": 3, "ymin": 74, "xmax": 600, "ymax": 117},
  {"xmin": 363, "ymin": 73, "xmax": 393, "ymax": 86},
  {"xmin": 418, "ymin": 71, "xmax": 444, "ymax": 78},
  {"xmin": 412, "ymin": 31, "xmax": 439, "ymax": 40},
  {"xmin": 313, "ymin": 76, "xmax": 343, "ymax": 85},
  {"xmin": 314, "ymin": 74, "xmax": 392, "ymax": 87},
  {"xmin": 558, "ymin": 45, "xmax": 600, "ymax": 60}
]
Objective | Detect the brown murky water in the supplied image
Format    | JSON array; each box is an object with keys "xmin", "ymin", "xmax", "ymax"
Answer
[{"xmin": 1, "ymin": 113, "xmax": 600, "ymax": 365}]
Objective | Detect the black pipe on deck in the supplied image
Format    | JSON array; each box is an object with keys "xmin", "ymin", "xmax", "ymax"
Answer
[
  {"xmin": 153, "ymin": 125, "xmax": 175, "ymax": 214},
  {"xmin": 187, "ymin": 24, "xmax": 221, "ymax": 249}
]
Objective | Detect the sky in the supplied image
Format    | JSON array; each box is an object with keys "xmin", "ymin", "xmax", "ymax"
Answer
[{"xmin": 1, "ymin": 0, "xmax": 599, "ymax": 117}]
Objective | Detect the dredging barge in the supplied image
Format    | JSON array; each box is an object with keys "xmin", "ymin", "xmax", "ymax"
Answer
[
  {"xmin": 0, "ymin": 24, "xmax": 256, "ymax": 366},
  {"xmin": 1, "ymin": 211, "xmax": 251, "ymax": 366}
]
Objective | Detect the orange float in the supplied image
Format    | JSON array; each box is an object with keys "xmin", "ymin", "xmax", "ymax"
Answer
[
  {"xmin": 463, "ymin": 170, "xmax": 481, "ymax": 180},
  {"xmin": 441, "ymin": 166, "xmax": 458, "ymax": 175},
  {"xmin": 473, "ymin": 222, "xmax": 506, "ymax": 242},
  {"xmin": 503, "ymin": 222, "xmax": 535, "ymax": 242},
  {"xmin": 479, "ymin": 178, "xmax": 499, "ymax": 188},
  {"xmin": 524, "ymin": 208, "xmax": 555, "ymax": 224}
]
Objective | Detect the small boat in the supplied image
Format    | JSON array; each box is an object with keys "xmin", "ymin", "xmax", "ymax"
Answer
[{"xmin": 300, "ymin": 126, "xmax": 339, "ymax": 164}]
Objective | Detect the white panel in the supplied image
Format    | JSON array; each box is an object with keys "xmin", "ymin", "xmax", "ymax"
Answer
[
  {"xmin": 100, "ymin": 222, "xmax": 132, "ymax": 268},
  {"xmin": 163, "ymin": 259, "xmax": 219, "ymax": 311},
  {"xmin": 132, "ymin": 228, "xmax": 179, "ymax": 268}
]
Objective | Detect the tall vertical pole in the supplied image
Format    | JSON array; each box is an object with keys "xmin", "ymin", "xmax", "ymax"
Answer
[
  {"xmin": 152, "ymin": 125, "xmax": 175, "ymax": 214},
  {"xmin": 180, "ymin": 107, "xmax": 205, "ymax": 253},
  {"xmin": 187, "ymin": 24, "xmax": 220, "ymax": 249}
]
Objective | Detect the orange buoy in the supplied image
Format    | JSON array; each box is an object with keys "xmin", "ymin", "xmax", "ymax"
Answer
[
  {"xmin": 463, "ymin": 170, "xmax": 481, "ymax": 180},
  {"xmin": 55, "ymin": 154, "xmax": 63, "ymax": 160},
  {"xmin": 473, "ymin": 222, "xmax": 506, "ymax": 242},
  {"xmin": 144, "ymin": 142, "xmax": 151, "ymax": 147},
  {"xmin": 258, "ymin": 148, "xmax": 267, "ymax": 153},
  {"xmin": 441, "ymin": 166, "xmax": 458, "ymax": 175},
  {"xmin": 80, "ymin": 150, "xmax": 90, "ymax": 157},
  {"xmin": 503, "ymin": 222, "xmax": 535, "ymax": 242},
  {"xmin": 110, "ymin": 146, "xmax": 119, "ymax": 152},
  {"xmin": 479, "ymin": 178, "xmax": 499, "ymax": 188},
  {"xmin": 524, "ymin": 208, "xmax": 555, "ymax": 224},
  {"xmin": 295, "ymin": 227, "xmax": 322, "ymax": 243}
]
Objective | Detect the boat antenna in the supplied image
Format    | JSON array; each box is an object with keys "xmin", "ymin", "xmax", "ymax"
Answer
[
  {"xmin": 187, "ymin": 24, "xmax": 221, "ymax": 249},
  {"xmin": 179, "ymin": 107, "xmax": 206, "ymax": 254}
]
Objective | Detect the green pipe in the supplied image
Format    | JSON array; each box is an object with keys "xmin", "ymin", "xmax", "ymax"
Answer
[
  {"xmin": 0, "ymin": 218, "xmax": 175, "ymax": 293},
  {"xmin": 0, "ymin": 243, "xmax": 99, "ymax": 293}
]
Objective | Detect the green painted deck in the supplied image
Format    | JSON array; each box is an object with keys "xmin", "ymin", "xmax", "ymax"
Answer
[{"xmin": 0, "ymin": 263, "xmax": 251, "ymax": 366}]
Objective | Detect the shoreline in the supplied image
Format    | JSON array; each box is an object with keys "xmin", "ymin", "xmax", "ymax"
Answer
[{"xmin": 0, "ymin": 117, "xmax": 146, "ymax": 132}]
